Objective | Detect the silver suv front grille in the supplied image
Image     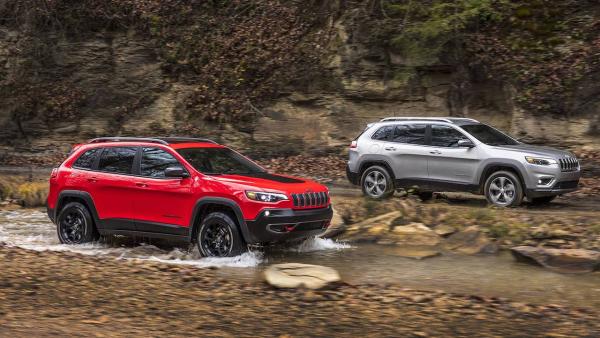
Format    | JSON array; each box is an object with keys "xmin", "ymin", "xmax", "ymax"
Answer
[
  {"xmin": 292, "ymin": 192, "xmax": 328, "ymax": 208},
  {"xmin": 559, "ymin": 157, "xmax": 579, "ymax": 172}
]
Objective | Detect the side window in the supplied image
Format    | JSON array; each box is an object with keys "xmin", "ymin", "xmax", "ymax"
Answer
[
  {"xmin": 371, "ymin": 126, "xmax": 393, "ymax": 141},
  {"xmin": 97, "ymin": 147, "xmax": 137, "ymax": 174},
  {"xmin": 392, "ymin": 124, "xmax": 427, "ymax": 145},
  {"xmin": 141, "ymin": 148, "xmax": 180, "ymax": 178},
  {"xmin": 73, "ymin": 148, "xmax": 99, "ymax": 170},
  {"xmin": 431, "ymin": 125, "xmax": 469, "ymax": 147}
]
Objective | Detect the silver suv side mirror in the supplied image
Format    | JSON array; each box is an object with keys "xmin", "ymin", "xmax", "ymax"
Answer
[{"xmin": 458, "ymin": 139, "xmax": 475, "ymax": 148}]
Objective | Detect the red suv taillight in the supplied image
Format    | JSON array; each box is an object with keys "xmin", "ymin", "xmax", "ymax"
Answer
[{"xmin": 350, "ymin": 140, "xmax": 357, "ymax": 149}]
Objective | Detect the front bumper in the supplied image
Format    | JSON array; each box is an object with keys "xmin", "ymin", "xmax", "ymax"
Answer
[
  {"xmin": 526, "ymin": 179, "xmax": 580, "ymax": 198},
  {"xmin": 524, "ymin": 162, "xmax": 581, "ymax": 198},
  {"xmin": 244, "ymin": 205, "xmax": 333, "ymax": 244}
]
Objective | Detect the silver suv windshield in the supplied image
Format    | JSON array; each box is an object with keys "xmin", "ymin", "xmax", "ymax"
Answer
[{"xmin": 461, "ymin": 124, "xmax": 519, "ymax": 146}]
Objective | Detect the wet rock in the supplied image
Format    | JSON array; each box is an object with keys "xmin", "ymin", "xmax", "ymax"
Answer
[
  {"xmin": 443, "ymin": 226, "xmax": 498, "ymax": 254},
  {"xmin": 391, "ymin": 223, "xmax": 441, "ymax": 246},
  {"xmin": 410, "ymin": 295, "xmax": 433, "ymax": 303},
  {"xmin": 543, "ymin": 239, "xmax": 568, "ymax": 248},
  {"xmin": 392, "ymin": 246, "xmax": 441, "ymax": 260},
  {"xmin": 264, "ymin": 263, "xmax": 341, "ymax": 289},
  {"xmin": 432, "ymin": 224, "xmax": 456, "ymax": 237},
  {"xmin": 342, "ymin": 211, "xmax": 402, "ymax": 242},
  {"xmin": 548, "ymin": 229, "xmax": 578, "ymax": 239},
  {"xmin": 511, "ymin": 246, "xmax": 600, "ymax": 273},
  {"xmin": 347, "ymin": 212, "xmax": 402, "ymax": 232},
  {"xmin": 320, "ymin": 207, "xmax": 346, "ymax": 238}
]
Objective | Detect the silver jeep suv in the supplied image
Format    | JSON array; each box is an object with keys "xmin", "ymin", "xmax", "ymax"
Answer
[{"xmin": 346, "ymin": 117, "xmax": 581, "ymax": 207}]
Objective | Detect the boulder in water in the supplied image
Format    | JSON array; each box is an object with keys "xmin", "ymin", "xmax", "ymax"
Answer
[
  {"xmin": 341, "ymin": 211, "xmax": 402, "ymax": 242},
  {"xmin": 390, "ymin": 222, "xmax": 441, "ymax": 246},
  {"xmin": 511, "ymin": 246, "xmax": 600, "ymax": 273},
  {"xmin": 443, "ymin": 226, "xmax": 498, "ymax": 254},
  {"xmin": 392, "ymin": 246, "xmax": 441, "ymax": 260},
  {"xmin": 433, "ymin": 224, "xmax": 457, "ymax": 237},
  {"xmin": 264, "ymin": 263, "xmax": 341, "ymax": 289}
]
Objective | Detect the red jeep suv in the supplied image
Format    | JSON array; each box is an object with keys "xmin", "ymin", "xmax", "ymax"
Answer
[{"xmin": 46, "ymin": 137, "xmax": 333, "ymax": 257}]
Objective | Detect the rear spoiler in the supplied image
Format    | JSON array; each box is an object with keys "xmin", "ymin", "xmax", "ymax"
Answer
[
  {"xmin": 68, "ymin": 143, "xmax": 84, "ymax": 156},
  {"xmin": 355, "ymin": 123, "xmax": 374, "ymax": 139},
  {"xmin": 350, "ymin": 123, "xmax": 375, "ymax": 148}
]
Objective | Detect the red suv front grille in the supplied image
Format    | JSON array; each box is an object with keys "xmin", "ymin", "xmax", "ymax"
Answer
[{"xmin": 292, "ymin": 192, "xmax": 328, "ymax": 208}]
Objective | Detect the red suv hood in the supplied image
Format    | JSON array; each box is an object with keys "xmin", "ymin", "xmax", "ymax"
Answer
[{"xmin": 208, "ymin": 172, "xmax": 327, "ymax": 193}]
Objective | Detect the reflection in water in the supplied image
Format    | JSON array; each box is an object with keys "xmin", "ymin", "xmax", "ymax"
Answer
[{"xmin": 1, "ymin": 209, "xmax": 600, "ymax": 309}]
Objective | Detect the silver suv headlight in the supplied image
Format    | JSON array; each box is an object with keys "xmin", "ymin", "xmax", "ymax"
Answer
[
  {"xmin": 525, "ymin": 156, "xmax": 557, "ymax": 166},
  {"xmin": 245, "ymin": 191, "xmax": 288, "ymax": 203}
]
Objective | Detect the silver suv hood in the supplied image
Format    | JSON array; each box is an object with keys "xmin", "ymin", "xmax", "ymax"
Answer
[{"xmin": 491, "ymin": 144, "xmax": 574, "ymax": 159}]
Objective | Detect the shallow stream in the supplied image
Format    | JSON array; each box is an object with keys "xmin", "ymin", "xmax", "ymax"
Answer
[{"xmin": 1, "ymin": 209, "xmax": 599, "ymax": 309}]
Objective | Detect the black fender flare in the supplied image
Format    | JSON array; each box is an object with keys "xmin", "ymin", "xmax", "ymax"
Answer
[
  {"xmin": 188, "ymin": 197, "xmax": 251, "ymax": 243},
  {"xmin": 55, "ymin": 190, "xmax": 101, "ymax": 225}
]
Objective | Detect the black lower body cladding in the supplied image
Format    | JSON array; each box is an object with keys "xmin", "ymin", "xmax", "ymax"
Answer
[{"xmin": 346, "ymin": 165, "xmax": 360, "ymax": 185}]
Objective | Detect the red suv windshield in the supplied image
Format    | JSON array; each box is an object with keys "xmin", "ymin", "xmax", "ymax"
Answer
[{"xmin": 177, "ymin": 147, "xmax": 264, "ymax": 175}]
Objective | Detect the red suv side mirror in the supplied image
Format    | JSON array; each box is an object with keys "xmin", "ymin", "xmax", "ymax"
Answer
[{"xmin": 164, "ymin": 166, "xmax": 190, "ymax": 178}]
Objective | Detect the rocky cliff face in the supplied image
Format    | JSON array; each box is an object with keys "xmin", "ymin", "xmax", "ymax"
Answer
[{"xmin": 1, "ymin": 1, "xmax": 599, "ymax": 164}]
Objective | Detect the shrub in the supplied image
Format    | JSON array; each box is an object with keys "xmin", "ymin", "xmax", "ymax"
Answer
[
  {"xmin": 486, "ymin": 222, "xmax": 510, "ymax": 239},
  {"xmin": 15, "ymin": 182, "xmax": 49, "ymax": 207},
  {"xmin": 0, "ymin": 177, "xmax": 18, "ymax": 201}
]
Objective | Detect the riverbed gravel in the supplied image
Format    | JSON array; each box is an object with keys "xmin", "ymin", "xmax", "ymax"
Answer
[{"xmin": 0, "ymin": 245, "xmax": 598, "ymax": 337}]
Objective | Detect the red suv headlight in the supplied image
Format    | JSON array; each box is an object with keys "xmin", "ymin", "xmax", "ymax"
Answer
[{"xmin": 245, "ymin": 191, "xmax": 288, "ymax": 203}]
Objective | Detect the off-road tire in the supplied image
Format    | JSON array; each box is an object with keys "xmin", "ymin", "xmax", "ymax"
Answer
[
  {"xmin": 56, "ymin": 202, "xmax": 99, "ymax": 244},
  {"xmin": 197, "ymin": 212, "xmax": 246, "ymax": 257}
]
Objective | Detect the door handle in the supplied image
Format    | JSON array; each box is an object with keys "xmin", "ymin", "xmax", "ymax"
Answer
[
  {"xmin": 429, "ymin": 150, "xmax": 442, "ymax": 155},
  {"xmin": 384, "ymin": 147, "xmax": 396, "ymax": 151},
  {"xmin": 87, "ymin": 177, "xmax": 97, "ymax": 183},
  {"xmin": 135, "ymin": 182, "xmax": 148, "ymax": 188}
]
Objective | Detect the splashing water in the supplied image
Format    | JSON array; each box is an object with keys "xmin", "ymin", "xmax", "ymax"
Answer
[
  {"xmin": 0, "ymin": 209, "xmax": 349, "ymax": 268},
  {"xmin": 0, "ymin": 209, "xmax": 263, "ymax": 268},
  {"xmin": 289, "ymin": 237, "xmax": 352, "ymax": 252},
  {"xmin": 142, "ymin": 250, "xmax": 264, "ymax": 268}
]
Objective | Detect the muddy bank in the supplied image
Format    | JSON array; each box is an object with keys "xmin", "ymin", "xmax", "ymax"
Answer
[{"xmin": 0, "ymin": 245, "xmax": 598, "ymax": 337}]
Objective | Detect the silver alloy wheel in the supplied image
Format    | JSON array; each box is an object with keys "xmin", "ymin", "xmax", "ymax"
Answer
[
  {"xmin": 488, "ymin": 176, "xmax": 516, "ymax": 206},
  {"xmin": 364, "ymin": 170, "xmax": 387, "ymax": 198}
]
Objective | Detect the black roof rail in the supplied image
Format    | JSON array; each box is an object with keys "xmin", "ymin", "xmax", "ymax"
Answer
[
  {"xmin": 379, "ymin": 117, "xmax": 480, "ymax": 124},
  {"xmin": 156, "ymin": 137, "xmax": 216, "ymax": 144},
  {"xmin": 88, "ymin": 137, "xmax": 169, "ymax": 145},
  {"xmin": 87, "ymin": 137, "xmax": 217, "ymax": 145}
]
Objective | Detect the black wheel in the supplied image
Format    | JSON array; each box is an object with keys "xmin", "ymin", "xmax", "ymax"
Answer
[
  {"xmin": 530, "ymin": 195, "xmax": 556, "ymax": 205},
  {"xmin": 361, "ymin": 165, "xmax": 394, "ymax": 200},
  {"xmin": 484, "ymin": 170, "xmax": 524, "ymax": 207},
  {"xmin": 56, "ymin": 202, "xmax": 99, "ymax": 244},
  {"xmin": 418, "ymin": 191, "xmax": 434, "ymax": 202},
  {"xmin": 197, "ymin": 212, "xmax": 246, "ymax": 257}
]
